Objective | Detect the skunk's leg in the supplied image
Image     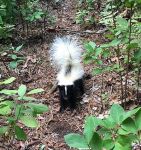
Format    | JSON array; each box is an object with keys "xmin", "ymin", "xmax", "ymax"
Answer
[
  {"xmin": 79, "ymin": 78, "xmax": 84, "ymax": 95},
  {"xmin": 67, "ymin": 86, "xmax": 76, "ymax": 110},
  {"xmin": 58, "ymin": 86, "xmax": 67, "ymax": 112}
]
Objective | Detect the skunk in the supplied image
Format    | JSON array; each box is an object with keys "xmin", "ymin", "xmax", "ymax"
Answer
[{"xmin": 50, "ymin": 36, "xmax": 84, "ymax": 112}]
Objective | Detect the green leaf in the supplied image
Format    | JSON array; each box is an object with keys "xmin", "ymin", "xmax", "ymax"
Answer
[
  {"xmin": 121, "ymin": 118, "xmax": 137, "ymax": 134},
  {"xmin": 11, "ymin": 54, "xmax": 17, "ymax": 60},
  {"xmin": 98, "ymin": 127, "xmax": 112, "ymax": 140},
  {"xmin": 134, "ymin": 49, "xmax": 141, "ymax": 63},
  {"xmin": 93, "ymin": 68, "xmax": 103, "ymax": 75},
  {"xmin": 110, "ymin": 104, "xmax": 125, "ymax": 124},
  {"xmin": 118, "ymin": 128, "xmax": 130, "ymax": 135},
  {"xmin": 15, "ymin": 125, "xmax": 27, "ymax": 141},
  {"xmin": 89, "ymin": 132, "xmax": 102, "ymax": 150},
  {"xmin": 26, "ymin": 103, "xmax": 49, "ymax": 114},
  {"xmin": 109, "ymin": 39, "xmax": 121, "ymax": 47},
  {"xmin": 64, "ymin": 133, "xmax": 89, "ymax": 149},
  {"xmin": 18, "ymin": 96, "xmax": 36, "ymax": 101},
  {"xmin": 15, "ymin": 105, "xmax": 23, "ymax": 119},
  {"xmin": 84, "ymin": 41, "xmax": 96, "ymax": 53},
  {"xmin": 0, "ymin": 101, "xmax": 14, "ymax": 108},
  {"xmin": 0, "ymin": 89, "xmax": 17, "ymax": 95},
  {"xmin": 0, "ymin": 104, "xmax": 11, "ymax": 115},
  {"xmin": 0, "ymin": 77, "xmax": 16, "ymax": 85},
  {"xmin": 27, "ymin": 88, "xmax": 44, "ymax": 95},
  {"xmin": 9, "ymin": 61, "xmax": 18, "ymax": 69},
  {"xmin": 84, "ymin": 116, "xmax": 100, "ymax": 144},
  {"xmin": 15, "ymin": 45, "xmax": 23, "ymax": 51},
  {"xmin": 123, "ymin": 107, "xmax": 141, "ymax": 121},
  {"xmin": 20, "ymin": 116, "xmax": 38, "ymax": 128},
  {"xmin": 116, "ymin": 134, "xmax": 136, "ymax": 148},
  {"xmin": 102, "ymin": 139, "xmax": 114, "ymax": 150},
  {"xmin": 116, "ymin": 17, "xmax": 128, "ymax": 29},
  {"xmin": 101, "ymin": 116, "xmax": 116, "ymax": 129},
  {"xmin": 0, "ymin": 16, "xmax": 3, "ymax": 24},
  {"xmin": 18, "ymin": 84, "xmax": 27, "ymax": 98},
  {"xmin": 135, "ymin": 109, "xmax": 141, "ymax": 130},
  {"xmin": 0, "ymin": 126, "xmax": 8, "ymax": 135},
  {"xmin": 95, "ymin": 47, "xmax": 103, "ymax": 56},
  {"xmin": 114, "ymin": 142, "xmax": 127, "ymax": 150}
]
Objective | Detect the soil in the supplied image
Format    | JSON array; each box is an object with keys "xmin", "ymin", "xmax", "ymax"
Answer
[{"xmin": 0, "ymin": 0, "xmax": 139, "ymax": 150}]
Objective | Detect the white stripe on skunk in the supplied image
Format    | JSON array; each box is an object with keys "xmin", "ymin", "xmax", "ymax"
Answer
[
  {"xmin": 50, "ymin": 36, "xmax": 84, "ymax": 111},
  {"xmin": 50, "ymin": 36, "xmax": 84, "ymax": 85}
]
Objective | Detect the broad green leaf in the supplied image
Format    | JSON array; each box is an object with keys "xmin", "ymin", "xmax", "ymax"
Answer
[
  {"xmin": 98, "ymin": 127, "xmax": 112, "ymax": 140},
  {"xmin": 27, "ymin": 88, "xmax": 44, "ymax": 95},
  {"xmin": 83, "ymin": 116, "xmax": 100, "ymax": 144},
  {"xmin": 15, "ymin": 125, "xmax": 27, "ymax": 141},
  {"xmin": 114, "ymin": 142, "xmax": 127, "ymax": 150},
  {"xmin": 18, "ymin": 96, "xmax": 36, "ymax": 101},
  {"xmin": 0, "ymin": 77, "xmax": 16, "ymax": 85},
  {"xmin": 0, "ymin": 126, "xmax": 8, "ymax": 135},
  {"xmin": 20, "ymin": 116, "xmax": 38, "ymax": 128},
  {"xmin": 118, "ymin": 128, "xmax": 130, "ymax": 135},
  {"xmin": 116, "ymin": 134, "xmax": 136, "ymax": 148},
  {"xmin": 15, "ymin": 105, "xmax": 23, "ymax": 119},
  {"xmin": 9, "ymin": 61, "xmax": 18, "ymax": 69},
  {"xmin": 109, "ymin": 39, "xmax": 121, "ymax": 47},
  {"xmin": 18, "ymin": 84, "xmax": 27, "ymax": 98},
  {"xmin": 123, "ymin": 107, "xmax": 141, "ymax": 121},
  {"xmin": 64, "ymin": 133, "xmax": 89, "ymax": 149},
  {"xmin": 11, "ymin": 54, "xmax": 17, "ymax": 60},
  {"xmin": 135, "ymin": 109, "xmax": 141, "ymax": 130},
  {"xmin": 102, "ymin": 139, "xmax": 114, "ymax": 150},
  {"xmin": 0, "ymin": 89, "xmax": 17, "ymax": 95},
  {"xmin": 110, "ymin": 104, "xmax": 125, "ymax": 124},
  {"xmin": 116, "ymin": 17, "xmax": 128, "ymax": 29},
  {"xmin": 0, "ymin": 105, "xmax": 11, "ymax": 115},
  {"xmin": 0, "ymin": 100, "xmax": 14, "ymax": 108},
  {"xmin": 15, "ymin": 45, "xmax": 23, "ymax": 51},
  {"xmin": 26, "ymin": 103, "xmax": 49, "ymax": 114},
  {"xmin": 95, "ymin": 47, "xmax": 103, "ymax": 56},
  {"xmin": 121, "ymin": 117, "xmax": 137, "ymax": 134},
  {"xmin": 101, "ymin": 116, "xmax": 116, "ymax": 129},
  {"xmin": 89, "ymin": 132, "xmax": 102, "ymax": 150},
  {"xmin": 89, "ymin": 41, "xmax": 96, "ymax": 49}
]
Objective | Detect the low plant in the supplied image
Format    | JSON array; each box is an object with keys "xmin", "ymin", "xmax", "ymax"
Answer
[
  {"xmin": 75, "ymin": 0, "xmax": 96, "ymax": 25},
  {"xmin": 65, "ymin": 104, "xmax": 141, "ymax": 150},
  {"xmin": 21, "ymin": 0, "xmax": 45, "ymax": 22},
  {"xmin": 8, "ymin": 44, "xmax": 25, "ymax": 69},
  {"xmin": 0, "ymin": 77, "xmax": 48, "ymax": 141}
]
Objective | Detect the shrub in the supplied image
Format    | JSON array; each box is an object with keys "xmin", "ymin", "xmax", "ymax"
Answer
[
  {"xmin": 65, "ymin": 104, "xmax": 141, "ymax": 150},
  {"xmin": 0, "ymin": 77, "xmax": 48, "ymax": 141}
]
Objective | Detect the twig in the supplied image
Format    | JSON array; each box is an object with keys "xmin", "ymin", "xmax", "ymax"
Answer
[{"xmin": 46, "ymin": 27, "xmax": 108, "ymax": 34}]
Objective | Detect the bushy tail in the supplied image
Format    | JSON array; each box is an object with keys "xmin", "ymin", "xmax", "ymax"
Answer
[{"xmin": 50, "ymin": 36, "xmax": 82, "ymax": 69}]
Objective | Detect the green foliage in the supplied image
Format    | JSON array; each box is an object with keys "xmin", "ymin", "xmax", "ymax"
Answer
[
  {"xmin": 0, "ymin": 77, "xmax": 48, "ymax": 141},
  {"xmin": 0, "ymin": 0, "xmax": 46, "ymax": 39},
  {"xmin": 20, "ymin": 0, "xmax": 45, "ymax": 22},
  {"xmin": 75, "ymin": 0, "xmax": 96, "ymax": 25},
  {"xmin": 83, "ymin": 0, "xmax": 141, "ymax": 105},
  {"xmin": 65, "ymin": 104, "xmax": 141, "ymax": 150},
  {"xmin": 8, "ymin": 44, "xmax": 24, "ymax": 69}
]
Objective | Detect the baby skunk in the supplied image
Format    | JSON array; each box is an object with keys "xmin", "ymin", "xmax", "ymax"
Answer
[{"xmin": 50, "ymin": 36, "xmax": 84, "ymax": 112}]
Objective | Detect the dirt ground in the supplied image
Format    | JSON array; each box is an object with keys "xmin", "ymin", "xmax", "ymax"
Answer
[{"xmin": 0, "ymin": 0, "xmax": 139, "ymax": 149}]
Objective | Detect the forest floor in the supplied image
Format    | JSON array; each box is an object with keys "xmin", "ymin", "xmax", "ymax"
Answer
[{"xmin": 0, "ymin": 0, "xmax": 138, "ymax": 150}]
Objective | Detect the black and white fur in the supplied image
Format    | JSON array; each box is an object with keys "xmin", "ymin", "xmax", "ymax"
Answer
[{"xmin": 50, "ymin": 36, "xmax": 84, "ymax": 112}]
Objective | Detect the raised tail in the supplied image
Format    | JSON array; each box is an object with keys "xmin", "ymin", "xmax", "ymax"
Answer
[{"xmin": 50, "ymin": 36, "xmax": 82, "ymax": 69}]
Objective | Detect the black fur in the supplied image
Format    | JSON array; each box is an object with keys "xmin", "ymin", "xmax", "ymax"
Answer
[{"xmin": 58, "ymin": 78, "xmax": 84, "ymax": 112}]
